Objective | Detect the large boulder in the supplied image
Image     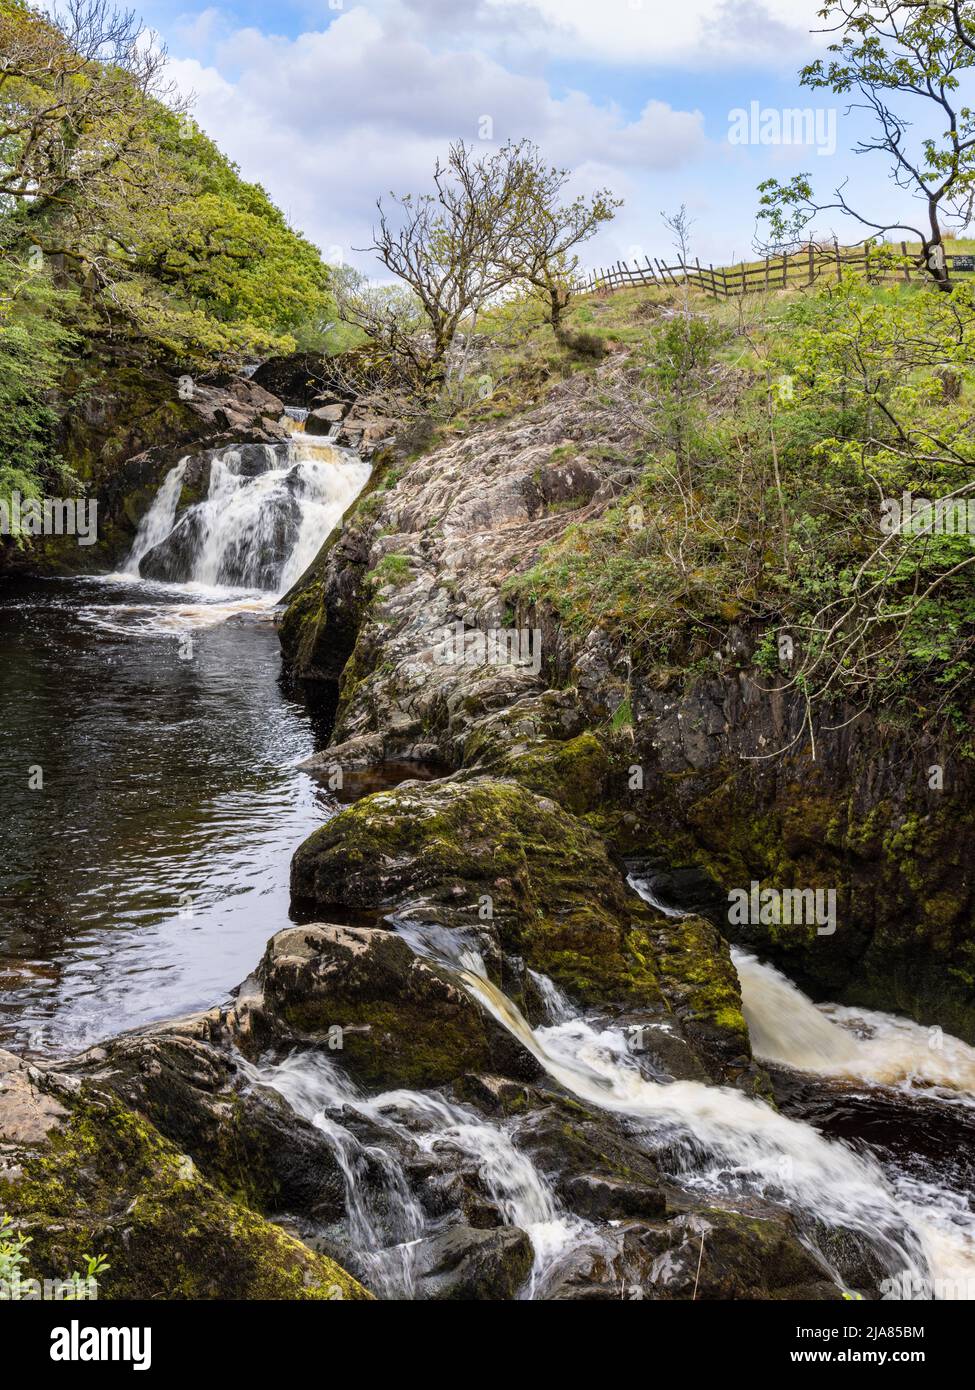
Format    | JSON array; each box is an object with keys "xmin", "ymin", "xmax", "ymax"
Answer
[
  {"xmin": 232, "ymin": 923, "xmax": 539, "ymax": 1091},
  {"xmin": 0, "ymin": 1048, "xmax": 369, "ymax": 1301},
  {"xmin": 290, "ymin": 776, "xmax": 755, "ymax": 1086}
]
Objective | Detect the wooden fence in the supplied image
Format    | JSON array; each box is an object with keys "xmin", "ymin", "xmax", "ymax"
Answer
[{"xmin": 575, "ymin": 241, "xmax": 975, "ymax": 300}]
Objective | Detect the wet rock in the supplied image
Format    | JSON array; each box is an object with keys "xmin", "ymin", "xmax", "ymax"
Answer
[
  {"xmin": 409, "ymin": 1225, "xmax": 533, "ymax": 1300},
  {"xmin": 236, "ymin": 923, "xmax": 540, "ymax": 1091},
  {"xmin": 0, "ymin": 1060, "xmax": 369, "ymax": 1301},
  {"xmin": 57, "ymin": 1028, "xmax": 348, "ymax": 1221},
  {"xmin": 305, "ymin": 404, "xmax": 348, "ymax": 436},
  {"xmin": 513, "ymin": 1102, "xmax": 668, "ymax": 1219},
  {"xmin": 635, "ymin": 1209, "xmax": 840, "ymax": 1301},
  {"xmin": 562, "ymin": 1172, "xmax": 667, "ymax": 1222}
]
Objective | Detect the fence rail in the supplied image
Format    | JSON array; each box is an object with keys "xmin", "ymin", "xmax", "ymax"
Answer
[{"xmin": 575, "ymin": 241, "xmax": 975, "ymax": 300}]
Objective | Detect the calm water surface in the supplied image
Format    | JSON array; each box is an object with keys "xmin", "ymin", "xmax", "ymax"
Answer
[{"xmin": 0, "ymin": 573, "xmax": 336, "ymax": 1053}]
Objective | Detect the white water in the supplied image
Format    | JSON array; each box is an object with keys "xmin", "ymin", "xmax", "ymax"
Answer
[
  {"xmin": 127, "ymin": 457, "xmax": 188, "ymax": 572},
  {"xmin": 735, "ymin": 948, "xmax": 975, "ymax": 1100},
  {"xmin": 124, "ymin": 437, "xmax": 370, "ymax": 600},
  {"xmin": 249, "ymin": 912, "xmax": 975, "ymax": 1299},
  {"xmin": 448, "ymin": 963, "xmax": 975, "ymax": 1299},
  {"xmin": 245, "ymin": 1050, "xmax": 590, "ymax": 1299}
]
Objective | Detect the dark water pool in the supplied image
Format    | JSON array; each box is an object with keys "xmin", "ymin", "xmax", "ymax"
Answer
[{"xmin": 0, "ymin": 574, "xmax": 337, "ymax": 1054}]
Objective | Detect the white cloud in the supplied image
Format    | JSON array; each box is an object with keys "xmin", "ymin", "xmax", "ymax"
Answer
[
  {"xmin": 478, "ymin": 0, "xmax": 822, "ymax": 68},
  {"xmin": 168, "ymin": 6, "xmax": 709, "ymax": 272}
]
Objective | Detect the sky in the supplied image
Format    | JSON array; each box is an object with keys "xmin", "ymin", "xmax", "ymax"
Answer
[{"xmin": 129, "ymin": 0, "xmax": 950, "ymax": 277}]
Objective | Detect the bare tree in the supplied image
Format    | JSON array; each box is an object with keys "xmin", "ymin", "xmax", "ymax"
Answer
[
  {"xmin": 504, "ymin": 147, "xmax": 621, "ymax": 338},
  {"xmin": 364, "ymin": 140, "xmax": 539, "ymax": 389},
  {"xmin": 756, "ymin": 1, "xmax": 975, "ymax": 289},
  {"xmin": 661, "ymin": 204, "xmax": 695, "ymax": 314},
  {"xmin": 332, "ymin": 269, "xmax": 434, "ymax": 399}
]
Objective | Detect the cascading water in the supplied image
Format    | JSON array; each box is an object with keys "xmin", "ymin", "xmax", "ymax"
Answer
[
  {"xmin": 734, "ymin": 948, "xmax": 975, "ymax": 1097},
  {"xmin": 125, "ymin": 436, "xmax": 370, "ymax": 598},
  {"xmin": 447, "ymin": 961, "xmax": 975, "ymax": 1299},
  {"xmin": 244, "ymin": 894, "xmax": 975, "ymax": 1299},
  {"xmin": 127, "ymin": 457, "xmax": 188, "ymax": 573},
  {"xmin": 243, "ymin": 1049, "xmax": 591, "ymax": 1300}
]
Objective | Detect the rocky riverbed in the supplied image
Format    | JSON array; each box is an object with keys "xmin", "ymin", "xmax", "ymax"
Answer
[{"xmin": 2, "ymin": 347, "xmax": 973, "ymax": 1301}]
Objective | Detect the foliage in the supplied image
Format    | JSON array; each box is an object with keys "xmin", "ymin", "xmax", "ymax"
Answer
[
  {"xmin": 0, "ymin": 261, "xmax": 77, "ymax": 519},
  {"xmin": 0, "ymin": 0, "xmax": 336, "ymax": 515},
  {"xmin": 505, "ymin": 274, "xmax": 975, "ymax": 748},
  {"xmin": 0, "ymin": 1211, "xmax": 109, "ymax": 1297},
  {"xmin": 757, "ymin": 1, "xmax": 975, "ymax": 288}
]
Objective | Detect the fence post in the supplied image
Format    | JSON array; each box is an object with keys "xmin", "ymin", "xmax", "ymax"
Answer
[
  {"xmin": 808, "ymin": 241, "xmax": 815, "ymax": 286},
  {"xmin": 901, "ymin": 241, "xmax": 910, "ymax": 283},
  {"xmin": 764, "ymin": 257, "xmax": 770, "ymax": 291},
  {"xmin": 834, "ymin": 238, "xmax": 842, "ymax": 283},
  {"xmin": 782, "ymin": 252, "xmax": 788, "ymax": 288}
]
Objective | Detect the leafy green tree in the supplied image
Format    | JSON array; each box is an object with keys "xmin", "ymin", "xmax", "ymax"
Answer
[
  {"xmin": 0, "ymin": 2, "xmax": 336, "ymax": 366},
  {"xmin": 757, "ymin": 1, "xmax": 975, "ymax": 288}
]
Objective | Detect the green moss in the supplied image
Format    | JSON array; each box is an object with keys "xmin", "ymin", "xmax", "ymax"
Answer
[
  {"xmin": 3, "ymin": 1088, "xmax": 370, "ymax": 1301},
  {"xmin": 367, "ymin": 553, "xmax": 412, "ymax": 588},
  {"xmin": 499, "ymin": 733, "xmax": 611, "ymax": 815},
  {"xmin": 280, "ymin": 997, "xmax": 497, "ymax": 1092}
]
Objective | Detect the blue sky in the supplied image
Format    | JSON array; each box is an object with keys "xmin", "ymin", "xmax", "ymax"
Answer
[{"xmin": 130, "ymin": 0, "xmax": 950, "ymax": 276}]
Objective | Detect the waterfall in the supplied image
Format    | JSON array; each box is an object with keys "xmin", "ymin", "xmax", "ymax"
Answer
[
  {"xmin": 251, "ymin": 914, "xmax": 975, "ymax": 1299},
  {"xmin": 439, "ymin": 959, "xmax": 975, "ymax": 1299},
  {"xmin": 125, "ymin": 438, "xmax": 370, "ymax": 597},
  {"xmin": 734, "ymin": 947, "xmax": 975, "ymax": 1097},
  {"xmin": 244, "ymin": 1049, "xmax": 590, "ymax": 1300},
  {"xmin": 127, "ymin": 457, "xmax": 188, "ymax": 572}
]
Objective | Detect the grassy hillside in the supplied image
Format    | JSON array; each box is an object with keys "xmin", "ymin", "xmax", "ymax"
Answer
[
  {"xmin": 417, "ymin": 272, "xmax": 975, "ymax": 753},
  {"xmin": 0, "ymin": 0, "xmax": 336, "ymax": 524}
]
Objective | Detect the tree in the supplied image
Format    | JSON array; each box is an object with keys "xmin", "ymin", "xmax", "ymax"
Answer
[
  {"xmin": 0, "ymin": 0, "xmax": 180, "ymax": 251},
  {"xmin": 331, "ymin": 270, "xmax": 433, "ymax": 398},
  {"xmin": 365, "ymin": 140, "xmax": 542, "ymax": 388},
  {"xmin": 756, "ymin": 1, "xmax": 975, "ymax": 289},
  {"xmin": 505, "ymin": 149, "xmax": 620, "ymax": 338}
]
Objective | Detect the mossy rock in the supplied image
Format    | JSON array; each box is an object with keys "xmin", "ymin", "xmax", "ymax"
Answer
[
  {"xmin": 289, "ymin": 776, "xmax": 754, "ymax": 1081},
  {"xmin": 291, "ymin": 776, "xmax": 665, "ymax": 1010},
  {"xmin": 245, "ymin": 923, "xmax": 538, "ymax": 1091},
  {"xmin": 495, "ymin": 732, "xmax": 611, "ymax": 815},
  {"xmin": 60, "ymin": 1028, "xmax": 348, "ymax": 1220},
  {"xmin": 1, "ymin": 1086, "xmax": 370, "ymax": 1301}
]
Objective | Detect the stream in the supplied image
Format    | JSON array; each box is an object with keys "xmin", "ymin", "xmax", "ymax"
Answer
[
  {"xmin": 1, "ymin": 432, "xmax": 973, "ymax": 1300},
  {"xmin": 0, "ymin": 434, "xmax": 369, "ymax": 1053}
]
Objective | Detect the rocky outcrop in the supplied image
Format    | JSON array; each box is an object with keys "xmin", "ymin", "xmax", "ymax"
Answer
[
  {"xmin": 0, "ymin": 1045, "xmax": 369, "ymax": 1301},
  {"xmin": 0, "ymin": 935, "xmax": 857, "ymax": 1302},
  {"xmin": 289, "ymin": 778, "xmax": 755, "ymax": 1087},
  {"xmin": 278, "ymin": 346, "xmax": 975, "ymax": 1043}
]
